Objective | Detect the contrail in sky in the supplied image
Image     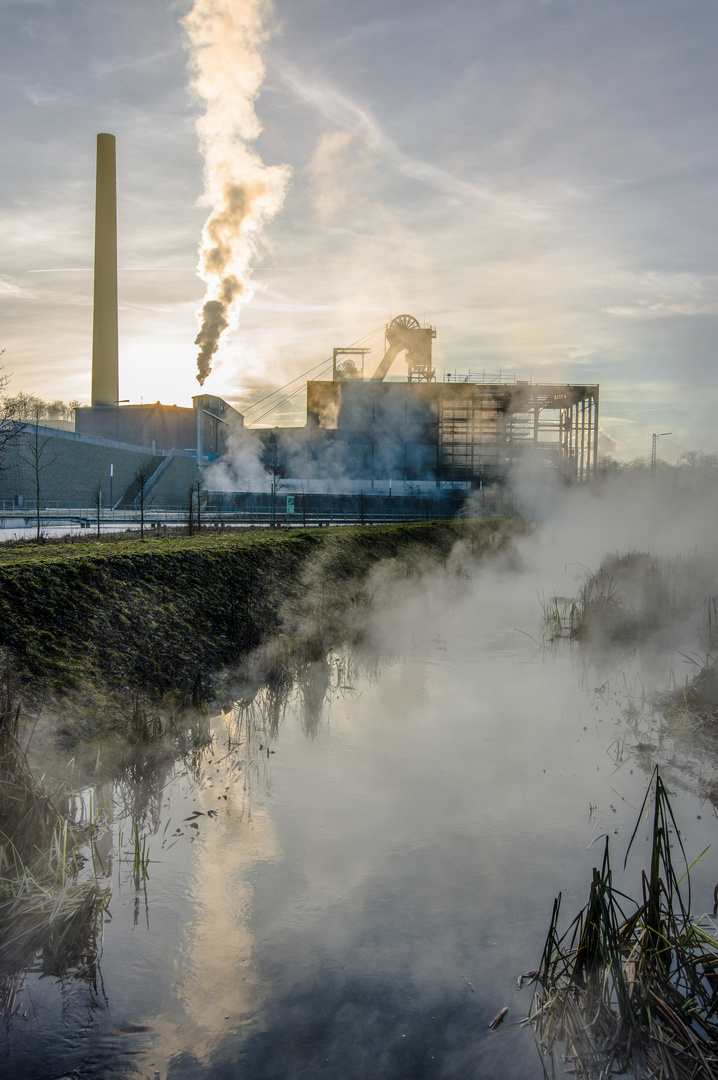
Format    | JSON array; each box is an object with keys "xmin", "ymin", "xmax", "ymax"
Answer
[
  {"xmin": 27, "ymin": 267, "xmax": 325, "ymax": 273},
  {"xmin": 183, "ymin": 0, "xmax": 291, "ymax": 386}
]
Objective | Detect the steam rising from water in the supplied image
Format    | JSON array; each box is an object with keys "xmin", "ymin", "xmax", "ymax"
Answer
[{"xmin": 183, "ymin": 0, "xmax": 290, "ymax": 384}]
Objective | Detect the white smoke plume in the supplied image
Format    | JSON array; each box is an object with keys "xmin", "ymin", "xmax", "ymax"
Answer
[
  {"xmin": 183, "ymin": 0, "xmax": 291, "ymax": 385},
  {"xmin": 203, "ymin": 424, "xmax": 269, "ymax": 490}
]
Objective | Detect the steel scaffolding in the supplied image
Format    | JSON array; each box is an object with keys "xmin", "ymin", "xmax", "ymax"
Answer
[{"xmin": 438, "ymin": 382, "xmax": 599, "ymax": 483}]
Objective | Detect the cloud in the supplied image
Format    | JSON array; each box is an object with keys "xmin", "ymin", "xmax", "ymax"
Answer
[
  {"xmin": 16, "ymin": 80, "xmax": 81, "ymax": 108},
  {"xmin": 602, "ymin": 271, "xmax": 718, "ymax": 319},
  {"xmin": 92, "ymin": 48, "xmax": 177, "ymax": 79},
  {"xmin": 598, "ymin": 426, "xmax": 618, "ymax": 454},
  {"xmin": 278, "ymin": 62, "xmax": 548, "ymax": 222},
  {"xmin": 306, "ymin": 127, "xmax": 377, "ymax": 224},
  {"xmin": 0, "ymin": 276, "xmax": 32, "ymax": 298}
]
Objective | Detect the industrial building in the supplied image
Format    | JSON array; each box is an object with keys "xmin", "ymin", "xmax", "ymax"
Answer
[
  {"xmin": 1, "ymin": 135, "xmax": 599, "ymax": 513},
  {"xmin": 256, "ymin": 314, "xmax": 599, "ymax": 489},
  {"xmin": 75, "ymin": 395, "xmax": 242, "ymax": 463},
  {"xmin": 0, "ymin": 426, "xmax": 200, "ymax": 512}
]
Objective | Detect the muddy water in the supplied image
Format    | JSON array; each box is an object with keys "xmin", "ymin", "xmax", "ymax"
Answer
[{"xmin": 5, "ymin": 562, "xmax": 718, "ymax": 1080}]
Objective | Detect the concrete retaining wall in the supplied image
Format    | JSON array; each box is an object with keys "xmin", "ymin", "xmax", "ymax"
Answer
[{"xmin": 0, "ymin": 426, "xmax": 201, "ymax": 508}]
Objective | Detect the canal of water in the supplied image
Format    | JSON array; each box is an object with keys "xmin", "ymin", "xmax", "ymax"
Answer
[{"xmin": 5, "ymin": 513, "xmax": 718, "ymax": 1079}]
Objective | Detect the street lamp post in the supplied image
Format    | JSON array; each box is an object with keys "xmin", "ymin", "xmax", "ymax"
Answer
[{"xmin": 651, "ymin": 432, "xmax": 672, "ymax": 480}]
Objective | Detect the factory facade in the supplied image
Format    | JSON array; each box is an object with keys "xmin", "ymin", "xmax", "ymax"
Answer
[
  {"xmin": 298, "ymin": 370, "xmax": 598, "ymax": 486},
  {"xmin": 75, "ymin": 395, "xmax": 243, "ymax": 463}
]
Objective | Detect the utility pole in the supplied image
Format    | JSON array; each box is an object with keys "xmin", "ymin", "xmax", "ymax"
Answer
[{"xmin": 651, "ymin": 432, "xmax": 672, "ymax": 480}]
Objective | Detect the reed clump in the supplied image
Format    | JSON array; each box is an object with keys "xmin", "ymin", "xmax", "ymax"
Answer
[
  {"xmin": 548, "ymin": 551, "xmax": 718, "ymax": 653},
  {"xmin": 529, "ymin": 771, "xmax": 718, "ymax": 1079},
  {"xmin": 0, "ymin": 655, "xmax": 65, "ymax": 869},
  {"xmin": 0, "ymin": 655, "xmax": 108, "ymax": 1016},
  {"xmin": 658, "ymin": 657, "xmax": 718, "ymax": 727},
  {"xmin": 541, "ymin": 572, "xmax": 637, "ymax": 647}
]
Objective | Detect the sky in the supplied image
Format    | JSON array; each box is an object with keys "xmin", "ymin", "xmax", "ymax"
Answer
[{"xmin": 1, "ymin": 0, "xmax": 717, "ymax": 460}]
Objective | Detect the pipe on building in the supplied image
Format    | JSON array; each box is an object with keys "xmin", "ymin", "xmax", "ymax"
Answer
[
  {"xmin": 91, "ymin": 133, "xmax": 119, "ymax": 408},
  {"xmin": 196, "ymin": 397, "xmax": 204, "ymax": 467}
]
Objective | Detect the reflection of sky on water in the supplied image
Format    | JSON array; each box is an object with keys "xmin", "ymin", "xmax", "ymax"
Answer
[
  {"xmin": 142, "ymin": 712, "xmax": 281, "ymax": 1076},
  {"xmin": 5, "ymin": 557, "xmax": 718, "ymax": 1079}
]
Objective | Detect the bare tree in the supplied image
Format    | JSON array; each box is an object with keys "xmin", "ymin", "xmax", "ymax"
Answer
[
  {"xmin": 3, "ymin": 391, "xmax": 80, "ymax": 425},
  {"xmin": 18, "ymin": 405, "xmax": 57, "ymax": 541},
  {"xmin": 187, "ymin": 483, "xmax": 195, "ymax": 536},
  {"xmin": 0, "ymin": 359, "xmax": 26, "ymax": 474},
  {"xmin": 92, "ymin": 480, "xmax": 103, "ymax": 538},
  {"xmin": 134, "ymin": 463, "xmax": 152, "ymax": 538},
  {"xmin": 47, "ymin": 399, "xmax": 80, "ymax": 421},
  {"xmin": 186, "ymin": 481, "xmax": 204, "ymax": 535},
  {"xmin": 6, "ymin": 392, "xmax": 47, "ymax": 422}
]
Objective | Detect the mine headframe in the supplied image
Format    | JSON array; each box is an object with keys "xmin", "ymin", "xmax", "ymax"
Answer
[
  {"xmin": 333, "ymin": 347, "xmax": 370, "ymax": 381},
  {"xmin": 371, "ymin": 314, "xmax": 437, "ymax": 383}
]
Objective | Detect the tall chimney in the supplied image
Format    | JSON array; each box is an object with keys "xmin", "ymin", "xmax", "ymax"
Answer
[{"xmin": 91, "ymin": 133, "xmax": 119, "ymax": 407}]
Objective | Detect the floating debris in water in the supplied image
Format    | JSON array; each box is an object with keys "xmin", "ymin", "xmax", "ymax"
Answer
[{"xmin": 489, "ymin": 1006, "xmax": 508, "ymax": 1029}]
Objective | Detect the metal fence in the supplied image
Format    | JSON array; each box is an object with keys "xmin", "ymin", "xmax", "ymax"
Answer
[
  {"xmin": 0, "ymin": 503, "xmax": 459, "ymax": 531},
  {"xmin": 0, "ymin": 489, "xmax": 514, "ymax": 531}
]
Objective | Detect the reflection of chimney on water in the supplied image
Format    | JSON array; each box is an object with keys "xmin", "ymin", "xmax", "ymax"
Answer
[{"xmin": 91, "ymin": 133, "xmax": 119, "ymax": 409}]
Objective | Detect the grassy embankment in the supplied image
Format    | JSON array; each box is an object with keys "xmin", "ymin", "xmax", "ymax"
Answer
[{"xmin": 0, "ymin": 519, "xmax": 523, "ymax": 738}]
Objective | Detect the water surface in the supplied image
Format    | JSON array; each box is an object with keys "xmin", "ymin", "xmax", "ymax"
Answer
[{"xmin": 4, "ymin": 558, "xmax": 718, "ymax": 1080}]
